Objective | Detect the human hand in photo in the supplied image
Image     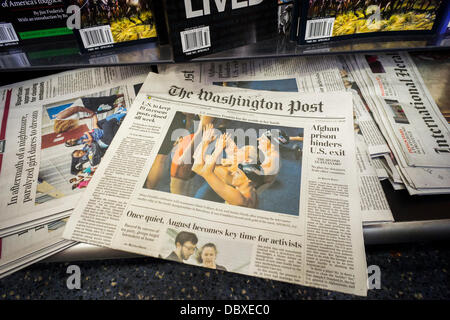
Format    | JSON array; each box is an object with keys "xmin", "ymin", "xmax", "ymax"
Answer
[{"xmin": 193, "ymin": 124, "xmax": 216, "ymax": 175}]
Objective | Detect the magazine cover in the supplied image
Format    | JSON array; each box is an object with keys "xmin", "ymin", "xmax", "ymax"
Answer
[
  {"xmin": 68, "ymin": 0, "xmax": 160, "ymax": 52},
  {"xmin": 0, "ymin": 0, "xmax": 74, "ymax": 48},
  {"xmin": 438, "ymin": 1, "xmax": 450, "ymax": 35},
  {"xmin": 296, "ymin": 0, "xmax": 448, "ymax": 44},
  {"xmin": 163, "ymin": 0, "xmax": 278, "ymax": 61}
]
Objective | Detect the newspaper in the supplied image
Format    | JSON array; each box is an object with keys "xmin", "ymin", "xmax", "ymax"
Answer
[
  {"xmin": 160, "ymin": 57, "xmax": 393, "ymax": 223},
  {"xmin": 0, "ymin": 218, "xmax": 75, "ymax": 279},
  {"xmin": 64, "ymin": 72, "xmax": 368, "ymax": 296},
  {"xmin": 0, "ymin": 66, "xmax": 151, "ymax": 237},
  {"xmin": 1, "ymin": 242, "xmax": 75, "ymax": 280},
  {"xmin": 350, "ymin": 53, "xmax": 450, "ymax": 194}
]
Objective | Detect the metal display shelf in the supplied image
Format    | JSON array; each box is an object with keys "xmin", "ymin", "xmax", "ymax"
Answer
[
  {"xmin": 192, "ymin": 34, "xmax": 450, "ymax": 62},
  {"xmin": 0, "ymin": 34, "xmax": 449, "ymax": 71}
]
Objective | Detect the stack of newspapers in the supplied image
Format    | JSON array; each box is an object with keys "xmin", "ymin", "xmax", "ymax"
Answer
[
  {"xmin": 0, "ymin": 66, "xmax": 152, "ymax": 278},
  {"xmin": 0, "ymin": 53, "xmax": 448, "ymax": 296}
]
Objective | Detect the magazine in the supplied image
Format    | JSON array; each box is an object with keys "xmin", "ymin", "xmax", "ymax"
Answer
[
  {"xmin": 162, "ymin": 0, "xmax": 277, "ymax": 61},
  {"xmin": 66, "ymin": 0, "xmax": 160, "ymax": 52},
  {"xmin": 0, "ymin": 1, "xmax": 74, "ymax": 47}
]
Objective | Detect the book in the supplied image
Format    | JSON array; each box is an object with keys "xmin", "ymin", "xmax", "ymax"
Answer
[
  {"xmin": 0, "ymin": 0, "xmax": 74, "ymax": 47},
  {"xmin": 295, "ymin": 0, "xmax": 448, "ymax": 45},
  {"xmin": 67, "ymin": 0, "xmax": 161, "ymax": 53},
  {"xmin": 162, "ymin": 0, "xmax": 278, "ymax": 61},
  {"xmin": 0, "ymin": 39, "xmax": 80, "ymax": 68}
]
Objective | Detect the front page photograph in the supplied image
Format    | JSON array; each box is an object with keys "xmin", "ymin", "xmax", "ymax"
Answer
[{"xmin": 144, "ymin": 110, "xmax": 304, "ymax": 216}]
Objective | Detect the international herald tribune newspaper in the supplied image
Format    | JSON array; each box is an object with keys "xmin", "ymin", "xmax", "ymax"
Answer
[{"xmin": 63, "ymin": 72, "xmax": 368, "ymax": 296}]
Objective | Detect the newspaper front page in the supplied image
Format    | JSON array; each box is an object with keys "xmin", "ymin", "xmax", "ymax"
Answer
[
  {"xmin": 158, "ymin": 55, "xmax": 345, "ymax": 92},
  {"xmin": 0, "ymin": 67, "xmax": 151, "ymax": 236},
  {"xmin": 64, "ymin": 72, "xmax": 368, "ymax": 296},
  {"xmin": 351, "ymin": 53, "xmax": 450, "ymax": 194}
]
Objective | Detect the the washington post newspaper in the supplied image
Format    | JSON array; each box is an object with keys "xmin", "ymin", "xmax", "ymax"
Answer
[
  {"xmin": 350, "ymin": 53, "xmax": 450, "ymax": 194},
  {"xmin": 0, "ymin": 66, "xmax": 151, "ymax": 237},
  {"xmin": 160, "ymin": 56, "xmax": 393, "ymax": 223},
  {"xmin": 63, "ymin": 72, "xmax": 368, "ymax": 296}
]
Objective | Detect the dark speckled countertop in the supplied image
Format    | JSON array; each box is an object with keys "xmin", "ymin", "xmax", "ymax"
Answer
[{"xmin": 0, "ymin": 241, "xmax": 449, "ymax": 300}]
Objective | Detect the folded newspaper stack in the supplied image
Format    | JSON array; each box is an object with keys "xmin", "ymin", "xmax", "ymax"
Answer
[
  {"xmin": 62, "ymin": 71, "xmax": 369, "ymax": 296},
  {"xmin": 345, "ymin": 53, "xmax": 450, "ymax": 195},
  {"xmin": 1, "ymin": 53, "xmax": 447, "ymax": 296},
  {"xmin": 0, "ymin": 66, "xmax": 152, "ymax": 278}
]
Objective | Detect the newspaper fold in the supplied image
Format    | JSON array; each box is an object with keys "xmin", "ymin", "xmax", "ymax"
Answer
[{"xmin": 0, "ymin": 66, "xmax": 151, "ymax": 237}]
